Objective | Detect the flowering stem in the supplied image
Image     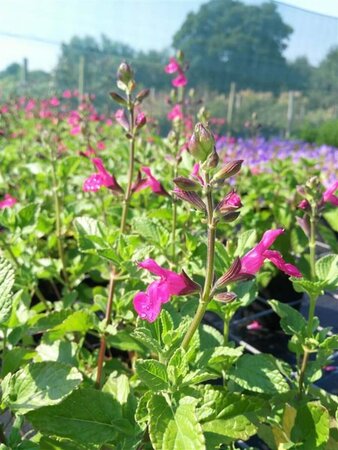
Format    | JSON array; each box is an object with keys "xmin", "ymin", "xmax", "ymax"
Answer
[
  {"xmin": 182, "ymin": 175, "xmax": 215, "ymax": 350},
  {"xmin": 49, "ymin": 144, "xmax": 70, "ymax": 290},
  {"xmin": 309, "ymin": 212, "xmax": 316, "ymax": 280},
  {"xmin": 120, "ymin": 99, "xmax": 135, "ymax": 234},
  {"xmin": 95, "ymin": 266, "xmax": 116, "ymax": 387},
  {"xmin": 96, "ymin": 96, "xmax": 135, "ymax": 386},
  {"xmin": 171, "ymin": 163, "xmax": 178, "ymax": 266}
]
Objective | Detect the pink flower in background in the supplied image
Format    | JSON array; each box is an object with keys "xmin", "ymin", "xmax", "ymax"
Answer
[
  {"xmin": 0, "ymin": 194, "xmax": 17, "ymax": 209},
  {"xmin": 240, "ymin": 229, "xmax": 302, "ymax": 278},
  {"xmin": 49, "ymin": 97, "xmax": 60, "ymax": 107},
  {"xmin": 83, "ymin": 158, "xmax": 122, "ymax": 194},
  {"xmin": 172, "ymin": 73, "xmax": 187, "ymax": 87},
  {"xmin": 298, "ymin": 199, "xmax": 310, "ymax": 210},
  {"xmin": 132, "ymin": 167, "xmax": 168, "ymax": 196},
  {"xmin": 97, "ymin": 141, "xmax": 106, "ymax": 151},
  {"xmin": 167, "ymin": 104, "xmax": 183, "ymax": 121},
  {"xmin": 25, "ymin": 99, "xmax": 36, "ymax": 112},
  {"xmin": 247, "ymin": 320, "xmax": 263, "ymax": 331},
  {"xmin": 165, "ymin": 57, "xmax": 188, "ymax": 88},
  {"xmin": 0, "ymin": 105, "xmax": 9, "ymax": 114},
  {"xmin": 115, "ymin": 109, "xmax": 129, "ymax": 131},
  {"xmin": 70, "ymin": 125, "xmax": 81, "ymax": 135},
  {"xmin": 164, "ymin": 57, "xmax": 180, "ymax": 74},
  {"xmin": 323, "ymin": 180, "xmax": 338, "ymax": 206},
  {"xmin": 133, "ymin": 258, "xmax": 199, "ymax": 322},
  {"xmin": 63, "ymin": 90, "xmax": 72, "ymax": 99}
]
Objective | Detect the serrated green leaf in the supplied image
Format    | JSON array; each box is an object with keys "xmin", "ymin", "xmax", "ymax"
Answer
[
  {"xmin": 1, "ymin": 362, "xmax": 82, "ymax": 413},
  {"xmin": 0, "ymin": 256, "xmax": 14, "ymax": 325},
  {"xmin": 136, "ymin": 359, "xmax": 168, "ymax": 391},
  {"xmin": 167, "ymin": 348, "xmax": 188, "ymax": 385},
  {"xmin": 228, "ymin": 354, "xmax": 289, "ymax": 394},
  {"xmin": 291, "ymin": 277, "xmax": 325, "ymax": 298},
  {"xmin": 102, "ymin": 374, "xmax": 130, "ymax": 405},
  {"xmin": 269, "ymin": 300, "xmax": 307, "ymax": 336},
  {"xmin": 316, "ymin": 254, "xmax": 338, "ymax": 288},
  {"xmin": 27, "ymin": 388, "xmax": 134, "ymax": 445},
  {"xmin": 148, "ymin": 395, "xmax": 205, "ymax": 450}
]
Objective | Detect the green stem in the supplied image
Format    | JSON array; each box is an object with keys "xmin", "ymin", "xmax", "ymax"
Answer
[
  {"xmin": 120, "ymin": 100, "xmax": 135, "ymax": 234},
  {"xmin": 49, "ymin": 144, "xmax": 70, "ymax": 290},
  {"xmin": 171, "ymin": 163, "xmax": 178, "ymax": 266},
  {"xmin": 298, "ymin": 349, "xmax": 309, "ymax": 398},
  {"xmin": 182, "ymin": 176, "xmax": 215, "ymax": 351},
  {"xmin": 309, "ymin": 213, "xmax": 316, "ymax": 281}
]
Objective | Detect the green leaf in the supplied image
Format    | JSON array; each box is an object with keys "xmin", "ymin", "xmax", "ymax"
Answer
[
  {"xmin": 136, "ymin": 359, "xmax": 168, "ymax": 392},
  {"xmin": 167, "ymin": 348, "xmax": 188, "ymax": 385},
  {"xmin": 27, "ymin": 388, "xmax": 134, "ymax": 445},
  {"xmin": 1, "ymin": 362, "xmax": 82, "ymax": 413},
  {"xmin": 39, "ymin": 437, "xmax": 95, "ymax": 450},
  {"xmin": 291, "ymin": 402, "xmax": 330, "ymax": 449},
  {"xmin": 103, "ymin": 374, "xmax": 130, "ymax": 405},
  {"xmin": 269, "ymin": 300, "xmax": 307, "ymax": 336},
  {"xmin": 148, "ymin": 395, "xmax": 205, "ymax": 450},
  {"xmin": 0, "ymin": 256, "xmax": 14, "ymax": 325},
  {"xmin": 74, "ymin": 216, "xmax": 119, "ymax": 264},
  {"xmin": 47, "ymin": 310, "xmax": 97, "ymax": 340},
  {"xmin": 316, "ymin": 254, "xmax": 338, "ymax": 288},
  {"xmin": 202, "ymin": 416, "xmax": 256, "ymax": 447},
  {"xmin": 16, "ymin": 203, "xmax": 39, "ymax": 229},
  {"xmin": 228, "ymin": 354, "xmax": 289, "ymax": 394},
  {"xmin": 132, "ymin": 217, "xmax": 169, "ymax": 248},
  {"xmin": 132, "ymin": 327, "xmax": 162, "ymax": 354},
  {"xmin": 291, "ymin": 277, "xmax": 325, "ymax": 298}
]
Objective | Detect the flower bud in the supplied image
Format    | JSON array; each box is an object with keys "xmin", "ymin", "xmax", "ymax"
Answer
[
  {"xmin": 201, "ymin": 149, "xmax": 219, "ymax": 171},
  {"xmin": 212, "ymin": 160, "xmax": 243, "ymax": 184},
  {"xmin": 117, "ymin": 62, "xmax": 135, "ymax": 92},
  {"xmin": 173, "ymin": 188, "xmax": 206, "ymax": 212},
  {"xmin": 173, "ymin": 177, "xmax": 200, "ymax": 192},
  {"xmin": 188, "ymin": 123, "xmax": 215, "ymax": 162},
  {"xmin": 135, "ymin": 112, "xmax": 147, "ymax": 130},
  {"xmin": 214, "ymin": 292, "xmax": 237, "ymax": 303},
  {"xmin": 215, "ymin": 257, "xmax": 241, "ymax": 289},
  {"xmin": 215, "ymin": 192, "xmax": 242, "ymax": 221},
  {"xmin": 115, "ymin": 109, "xmax": 129, "ymax": 131},
  {"xmin": 109, "ymin": 91, "xmax": 127, "ymax": 106}
]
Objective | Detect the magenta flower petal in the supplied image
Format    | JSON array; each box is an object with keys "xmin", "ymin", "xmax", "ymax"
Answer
[
  {"xmin": 83, "ymin": 174, "xmax": 104, "ymax": 192},
  {"xmin": 264, "ymin": 250, "xmax": 302, "ymax": 278},
  {"xmin": 172, "ymin": 73, "xmax": 187, "ymax": 87},
  {"xmin": 323, "ymin": 180, "xmax": 338, "ymax": 206},
  {"xmin": 0, "ymin": 194, "xmax": 17, "ymax": 209},
  {"xmin": 164, "ymin": 57, "xmax": 180, "ymax": 74},
  {"xmin": 133, "ymin": 280, "xmax": 169, "ymax": 323},
  {"xmin": 255, "ymin": 228, "xmax": 284, "ymax": 254},
  {"xmin": 247, "ymin": 320, "xmax": 263, "ymax": 331},
  {"xmin": 133, "ymin": 167, "xmax": 168, "ymax": 196}
]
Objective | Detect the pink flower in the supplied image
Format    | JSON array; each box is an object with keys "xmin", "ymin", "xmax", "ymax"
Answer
[
  {"xmin": 240, "ymin": 229, "xmax": 302, "ymax": 278},
  {"xmin": 323, "ymin": 180, "xmax": 338, "ymax": 206},
  {"xmin": 164, "ymin": 57, "xmax": 188, "ymax": 88},
  {"xmin": 247, "ymin": 320, "xmax": 263, "ymax": 331},
  {"xmin": 133, "ymin": 258, "xmax": 199, "ymax": 322},
  {"xmin": 167, "ymin": 104, "xmax": 183, "ymax": 121},
  {"xmin": 50, "ymin": 97, "xmax": 60, "ymax": 107},
  {"xmin": 172, "ymin": 73, "xmax": 187, "ymax": 88},
  {"xmin": 25, "ymin": 99, "xmax": 36, "ymax": 112},
  {"xmin": 0, "ymin": 194, "xmax": 17, "ymax": 209},
  {"xmin": 97, "ymin": 141, "xmax": 106, "ymax": 151},
  {"xmin": 63, "ymin": 90, "xmax": 72, "ymax": 99},
  {"xmin": 164, "ymin": 57, "xmax": 180, "ymax": 74},
  {"xmin": 298, "ymin": 199, "xmax": 310, "ymax": 210},
  {"xmin": 222, "ymin": 191, "xmax": 242, "ymax": 208},
  {"xmin": 83, "ymin": 158, "xmax": 122, "ymax": 194},
  {"xmin": 191, "ymin": 163, "xmax": 205, "ymax": 186},
  {"xmin": 132, "ymin": 167, "xmax": 168, "ymax": 196},
  {"xmin": 70, "ymin": 125, "xmax": 81, "ymax": 135},
  {"xmin": 135, "ymin": 112, "xmax": 147, "ymax": 129},
  {"xmin": 115, "ymin": 109, "xmax": 129, "ymax": 131}
]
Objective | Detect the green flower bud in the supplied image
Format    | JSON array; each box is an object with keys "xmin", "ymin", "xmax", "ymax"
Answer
[{"xmin": 188, "ymin": 123, "xmax": 215, "ymax": 162}]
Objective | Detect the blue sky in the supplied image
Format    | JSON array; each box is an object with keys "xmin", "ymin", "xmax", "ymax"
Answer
[{"xmin": 1, "ymin": 0, "xmax": 338, "ymax": 71}]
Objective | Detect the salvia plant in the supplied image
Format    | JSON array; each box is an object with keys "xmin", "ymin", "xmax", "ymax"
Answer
[{"xmin": 0, "ymin": 56, "xmax": 337, "ymax": 450}]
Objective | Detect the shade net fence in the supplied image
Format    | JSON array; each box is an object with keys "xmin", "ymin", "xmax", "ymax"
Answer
[{"xmin": 1, "ymin": 0, "xmax": 338, "ymax": 137}]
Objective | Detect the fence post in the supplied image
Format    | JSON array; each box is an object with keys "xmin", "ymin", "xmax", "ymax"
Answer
[
  {"xmin": 286, "ymin": 90, "xmax": 294, "ymax": 139},
  {"xmin": 227, "ymin": 81, "xmax": 236, "ymax": 135},
  {"xmin": 21, "ymin": 58, "xmax": 28, "ymax": 93},
  {"xmin": 78, "ymin": 56, "xmax": 85, "ymax": 100}
]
